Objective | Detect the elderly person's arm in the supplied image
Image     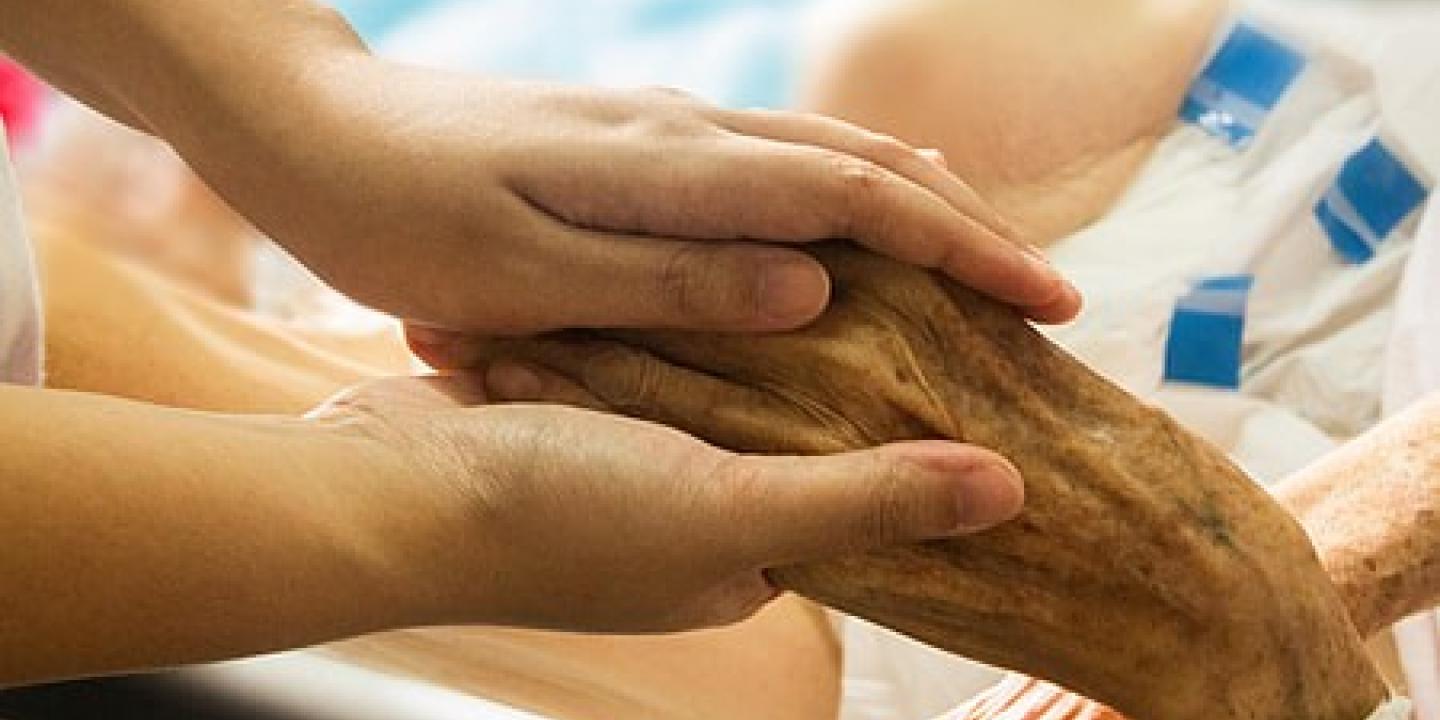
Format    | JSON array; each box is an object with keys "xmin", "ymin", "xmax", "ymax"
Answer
[
  {"xmin": 442, "ymin": 243, "xmax": 1388, "ymax": 720},
  {"xmin": 941, "ymin": 392, "xmax": 1440, "ymax": 720},
  {"xmin": 1277, "ymin": 392, "xmax": 1440, "ymax": 640}
]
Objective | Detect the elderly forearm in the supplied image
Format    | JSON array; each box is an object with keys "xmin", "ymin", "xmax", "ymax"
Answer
[
  {"xmin": 36, "ymin": 231, "xmax": 381, "ymax": 414},
  {"xmin": 0, "ymin": 385, "xmax": 420, "ymax": 687},
  {"xmin": 1276, "ymin": 391, "xmax": 1440, "ymax": 637}
]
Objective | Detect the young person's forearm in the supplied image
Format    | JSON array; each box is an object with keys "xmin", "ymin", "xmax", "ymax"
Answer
[
  {"xmin": 0, "ymin": 0, "xmax": 365, "ymax": 135},
  {"xmin": 0, "ymin": 385, "xmax": 420, "ymax": 687},
  {"xmin": 1276, "ymin": 391, "xmax": 1440, "ymax": 637}
]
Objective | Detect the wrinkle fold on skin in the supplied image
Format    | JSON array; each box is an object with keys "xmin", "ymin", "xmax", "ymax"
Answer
[{"xmin": 475, "ymin": 242, "xmax": 1386, "ymax": 720}]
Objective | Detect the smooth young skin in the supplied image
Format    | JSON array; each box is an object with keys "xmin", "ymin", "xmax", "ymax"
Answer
[
  {"xmin": 0, "ymin": 378, "xmax": 1022, "ymax": 687},
  {"xmin": 33, "ymin": 230, "xmax": 843, "ymax": 720},
  {"xmin": 0, "ymin": 0, "xmax": 1077, "ymax": 332},
  {"xmin": 0, "ymin": 0, "xmax": 1054, "ymax": 688}
]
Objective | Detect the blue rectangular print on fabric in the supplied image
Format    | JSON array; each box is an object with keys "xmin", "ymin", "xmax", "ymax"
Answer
[
  {"xmin": 1180, "ymin": 22, "xmax": 1306, "ymax": 148},
  {"xmin": 1315, "ymin": 138, "xmax": 1430, "ymax": 264},
  {"xmin": 1163, "ymin": 275, "xmax": 1255, "ymax": 390}
]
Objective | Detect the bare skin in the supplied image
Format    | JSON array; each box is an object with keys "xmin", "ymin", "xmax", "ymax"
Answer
[
  {"xmin": 1, "ymin": 0, "xmax": 1076, "ymax": 332},
  {"xmin": 4, "ymin": 0, "xmax": 1057, "ymax": 687},
  {"xmin": 25, "ymin": 231, "xmax": 840, "ymax": 720},
  {"xmin": 941, "ymin": 394, "xmax": 1440, "ymax": 720},
  {"xmin": 454, "ymin": 244, "xmax": 1385, "ymax": 720},
  {"xmin": 25, "ymin": 1, "xmax": 1416, "ymax": 714},
  {"xmin": 800, "ymin": 0, "xmax": 1227, "ymax": 243},
  {"xmin": 39, "ymin": 230, "xmax": 1419, "ymax": 720}
]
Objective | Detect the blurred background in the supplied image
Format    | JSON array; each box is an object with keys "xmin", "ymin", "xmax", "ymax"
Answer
[
  {"xmin": 3, "ymin": 1, "xmax": 1440, "ymax": 719},
  {"xmin": 3, "ymin": 0, "xmax": 1438, "ymax": 334}
]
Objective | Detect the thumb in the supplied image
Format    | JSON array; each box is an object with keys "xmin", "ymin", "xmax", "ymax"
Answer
[{"xmin": 717, "ymin": 440, "xmax": 1025, "ymax": 568}]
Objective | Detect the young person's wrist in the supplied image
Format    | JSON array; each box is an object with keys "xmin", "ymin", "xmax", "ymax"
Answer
[
  {"xmin": 300, "ymin": 407, "xmax": 527, "ymax": 633},
  {"xmin": 286, "ymin": 415, "xmax": 462, "ymax": 632}
]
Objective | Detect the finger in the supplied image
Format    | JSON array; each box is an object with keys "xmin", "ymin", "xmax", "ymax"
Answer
[
  {"xmin": 527, "ymin": 228, "xmax": 832, "ymax": 333},
  {"xmin": 723, "ymin": 141, "xmax": 1078, "ymax": 322},
  {"xmin": 511, "ymin": 131, "xmax": 1077, "ymax": 323},
  {"xmin": 716, "ymin": 440, "xmax": 1025, "ymax": 568},
  {"xmin": 716, "ymin": 109, "xmax": 1014, "ymax": 239},
  {"xmin": 712, "ymin": 110, "xmax": 1079, "ymax": 322},
  {"xmin": 485, "ymin": 361, "xmax": 608, "ymax": 411},
  {"xmin": 406, "ymin": 322, "xmax": 467, "ymax": 369},
  {"xmin": 479, "ymin": 337, "xmax": 804, "ymax": 452},
  {"xmin": 919, "ymin": 148, "xmax": 948, "ymax": 169}
]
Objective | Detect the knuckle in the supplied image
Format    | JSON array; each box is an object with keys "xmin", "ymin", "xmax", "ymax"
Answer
[
  {"xmin": 584, "ymin": 345, "xmax": 663, "ymax": 409},
  {"xmin": 858, "ymin": 457, "xmax": 933, "ymax": 545},
  {"xmin": 656, "ymin": 244, "xmax": 720, "ymax": 323},
  {"xmin": 624, "ymin": 87, "xmax": 713, "ymax": 138},
  {"xmin": 826, "ymin": 154, "xmax": 891, "ymax": 232},
  {"xmin": 862, "ymin": 132, "xmax": 918, "ymax": 168},
  {"xmin": 709, "ymin": 453, "xmax": 768, "ymax": 502}
]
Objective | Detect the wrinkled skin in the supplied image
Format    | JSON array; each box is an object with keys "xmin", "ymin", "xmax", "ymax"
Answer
[{"xmin": 472, "ymin": 243, "xmax": 1387, "ymax": 720}]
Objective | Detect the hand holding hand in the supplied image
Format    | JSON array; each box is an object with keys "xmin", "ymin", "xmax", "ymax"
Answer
[
  {"xmin": 313, "ymin": 374, "xmax": 1024, "ymax": 633},
  {"xmin": 217, "ymin": 62, "xmax": 1077, "ymax": 334}
]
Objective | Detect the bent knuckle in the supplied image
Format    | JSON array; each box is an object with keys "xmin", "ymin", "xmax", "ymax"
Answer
[
  {"xmin": 584, "ymin": 345, "xmax": 664, "ymax": 409},
  {"xmin": 821, "ymin": 154, "xmax": 892, "ymax": 234},
  {"xmin": 709, "ymin": 453, "xmax": 768, "ymax": 500},
  {"xmin": 656, "ymin": 244, "xmax": 721, "ymax": 323},
  {"xmin": 862, "ymin": 132, "xmax": 919, "ymax": 168},
  {"xmin": 858, "ymin": 458, "xmax": 933, "ymax": 545},
  {"xmin": 835, "ymin": 155, "xmax": 888, "ymax": 196}
]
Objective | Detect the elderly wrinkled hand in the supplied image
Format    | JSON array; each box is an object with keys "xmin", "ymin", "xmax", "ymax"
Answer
[{"xmin": 307, "ymin": 374, "xmax": 1023, "ymax": 634}]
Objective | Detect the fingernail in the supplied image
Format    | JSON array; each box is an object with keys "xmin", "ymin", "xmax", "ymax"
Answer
[
  {"xmin": 1021, "ymin": 246, "xmax": 1080, "ymax": 307},
  {"xmin": 407, "ymin": 324, "xmax": 453, "ymax": 347},
  {"xmin": 951, "ymin": 459, "xmax": 1025, "ymax": 532},
  {"xmin": 758, "ymin": 257, "xmax": 829, "ymax": 325},
  {"xmin": 1021, "ymin": 242, "xmax": 1051, "ymax": 265},
  {"xmin": 1061, "ymin": 280, "xmax": 1083, "ymax": 311},
  {"xmin": 485, "ymin": 363, "xmax": 543, "ymax": 400},
  {"xmin": 919, "ymin": 148, "xmax": 948, "ymax": 168}
]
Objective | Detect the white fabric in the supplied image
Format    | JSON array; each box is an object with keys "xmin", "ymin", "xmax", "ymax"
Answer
[
  {"xmin": 0, "ymin": 120, "xmax": 42, "ymax": 387},
  {"xmin": 1369, "ymin": 698, "xmax": 1414, "ymax": 720},
  {"xmin": 1045, "ymin": 3, "xmax": 1429, "ymax": 481},
  {"xmin": 840, "ymin": 6, "xmax": 1440, "ymax": 719},
  {"xmin": 836, "ymin": 616, "xmax": 1000, "ymax": 720}
]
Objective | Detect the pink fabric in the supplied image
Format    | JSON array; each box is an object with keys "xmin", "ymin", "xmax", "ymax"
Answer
[{"xmin": 0, "ymin": 58, "xmax": 45, "ymax": 150}]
